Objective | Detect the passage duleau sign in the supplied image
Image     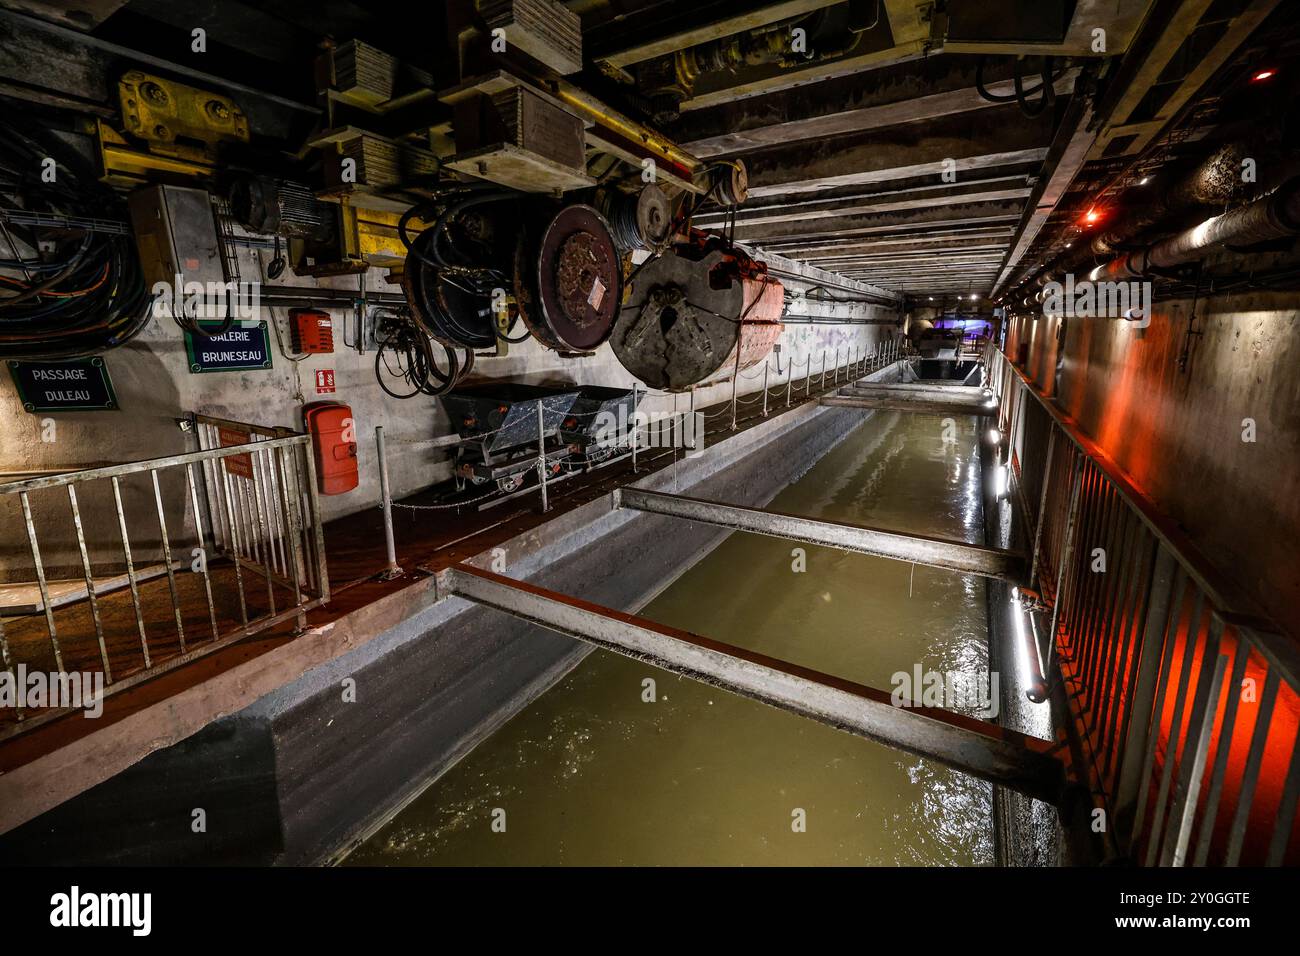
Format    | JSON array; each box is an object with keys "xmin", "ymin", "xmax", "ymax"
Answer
[{"xmin": 7, "ymin": 358, "xmax": 119, "ymax": 412}]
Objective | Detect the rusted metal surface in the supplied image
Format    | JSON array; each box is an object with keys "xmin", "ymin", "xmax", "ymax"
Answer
[{"xmin": 612, "ymin": 235, "xmax": 784, "ymax": 390}]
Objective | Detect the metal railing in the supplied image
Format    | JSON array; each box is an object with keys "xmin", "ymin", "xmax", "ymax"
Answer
[
  {"xmin": 986, "ymin": 342, "xmax": 1300, "ymax": 866},
  {"xmin": 0, "ymin": 416, "xmax": 328, "ymax": 738}
]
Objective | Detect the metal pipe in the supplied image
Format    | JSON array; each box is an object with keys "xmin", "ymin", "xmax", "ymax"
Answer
[
  {"xmin": 375, "ymin": 426, "xmax": 401, "ymax": 579},
  {"xmin": 1091, "ymin": 176, "xmax": 1300, "ymax": 281},
  {"xmin": 1021, "ymin": 600, "xmax": 1049, "ymax": 704}
]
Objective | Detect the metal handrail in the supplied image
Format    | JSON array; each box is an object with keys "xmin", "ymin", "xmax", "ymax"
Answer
[
  {"xmin": 0, "ymin": 421, "xmax": 329, "ymax": 741},
  {"xmin": 0, "ymin": 434, "xmax": 309, "ymax": 495},
  {"xmin": 987, "ymin": 341, "xmax": 1300, "ymax": 866},
  {"xmin": 989, "ymin": 347, "xmax": 1296, "ymax": 676}
]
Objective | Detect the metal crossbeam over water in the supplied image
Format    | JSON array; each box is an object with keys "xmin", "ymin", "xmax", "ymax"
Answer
[
  {"xmin": 822, "ymin": 391, "xmax": 998, "ymax": 416},
  {"xmin": 440, "ymin": 565, "xmax": 1065, "ymax": 804},
  {"xmin": 612, "ymin": 487, "xmax": 1026, "ymax": 582}
]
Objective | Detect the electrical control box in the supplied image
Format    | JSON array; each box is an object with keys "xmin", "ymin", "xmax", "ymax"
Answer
[
  {"xmin": 128, "ymin": 184, "xmax": 226, "ymax": 289},
  {"xmin": 290, "ymin": 308, "xmax": 334, "ymax": 353}
]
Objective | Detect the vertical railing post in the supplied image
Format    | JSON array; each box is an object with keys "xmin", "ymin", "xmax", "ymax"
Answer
[
  {"xmin": 1027, "ymin": 430, "xmax": 1058, "ymax": 590},
  {"xmin": 19, "ymin": 491, "xmax": 62, "ymax": 672},
  {"xmin": 762, "ymin": 359, "xmax": 770, "ymax": 416},
  {"xmin": 631, "ymin": 384, "xmax": 640, "ymax": 472},
  {"xmin": 109, "ymin": 475, "xmax": 151, "ymax": 668},
  {"xmin": 687, "ymin": 385, "xmax": 695, "ymax": 450},
  {"xmin": 149, "ymin": 469, "xmax": 187, "ymax": 653},
  {"xmin": 375, "ymin": 426, "xmax": 401, "ymax": 578},
  {"xmin": 729, "ymin": 335, "xmax": 743, "ymax": 431},
  {"xmin": 535, "ymin": 401, "xmax": 550, "ymax": 513}
]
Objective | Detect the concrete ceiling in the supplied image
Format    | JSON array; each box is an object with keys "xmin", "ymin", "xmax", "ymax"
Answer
[{"xmin": 575, "ymin": 0, "xmax": 1278, "ymax": 303}]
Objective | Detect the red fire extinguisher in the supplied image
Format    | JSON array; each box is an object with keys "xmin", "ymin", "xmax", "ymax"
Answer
[{"xmin": 303, "ymin": 401, "xmax": 358, "ymax": 495}]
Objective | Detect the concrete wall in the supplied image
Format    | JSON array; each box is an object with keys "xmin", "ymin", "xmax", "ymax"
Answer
[
  {"xmin": 1005, "ymin": 294, "xmax": 1300, "ymax": 640},
  {"xmin": 0, "ymin": 239, "xmax": 894, "ymax": 578}
]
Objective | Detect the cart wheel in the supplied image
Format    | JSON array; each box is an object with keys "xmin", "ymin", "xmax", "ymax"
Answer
[{"xmin": 497, "ymin": 474, "xmax": 524, "ymax": 493}]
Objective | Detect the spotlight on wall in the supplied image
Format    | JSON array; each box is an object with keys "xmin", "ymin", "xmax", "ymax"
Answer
[{"xmin": 987, "ymin": 427, "xmax": 1002, "ymax": 444}]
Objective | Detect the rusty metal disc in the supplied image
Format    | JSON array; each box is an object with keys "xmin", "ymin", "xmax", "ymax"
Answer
[{"xmin": 530, "ymin": 204, "xmax": 622, "ymax": 352}]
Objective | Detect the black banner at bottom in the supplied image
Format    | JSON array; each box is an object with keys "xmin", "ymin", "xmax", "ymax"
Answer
[{"xmin": 0, "ymin": 864, "xmax": 1284, "ymax": 942}]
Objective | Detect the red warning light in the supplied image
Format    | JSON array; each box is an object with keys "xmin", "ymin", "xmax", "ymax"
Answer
[
  {"xmin": 1252, "ymin": 69, "xmax": 1277, "ymax": 81},
  {"xmin": 1082, "ymin": 208, "xmax": 1102, "ymax": 226}
]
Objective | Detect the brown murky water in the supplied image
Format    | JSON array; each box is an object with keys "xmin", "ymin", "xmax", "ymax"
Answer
[{"xmin": 347, "ymin": 411, "xmax": 993, "ymax": 866}]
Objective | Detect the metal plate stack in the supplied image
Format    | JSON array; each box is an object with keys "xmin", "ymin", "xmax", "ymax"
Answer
[
  {"xmin": 334, "ymin": 135, "xmax": 441, "ymax": 195},
  {"xmin": 480, "ymin": 0, "xmax": 583, "ymax": 75}
]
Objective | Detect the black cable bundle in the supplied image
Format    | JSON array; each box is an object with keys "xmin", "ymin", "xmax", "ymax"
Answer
[
  {"xmin": 398, "ymin": 181, "xmax": 526, "ymax": 349},
  {"xmin": 373, "ymin": 308, "xmax": 473, "ymax": 399},
  {"xmin": 976, "ymin": 56, "xmax": 1066, "ymax": 118},
  {"xmin": 0, "ymin": 109, "xmax": 151, "ymax": 359}
]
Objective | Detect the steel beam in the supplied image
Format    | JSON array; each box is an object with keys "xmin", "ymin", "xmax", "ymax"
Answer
[
  {"xmin": 742, "ymin": 104, "xmax": 1054, "ymax": 197},
  {"xmin": 676, "ymin": 59, "xmax": 1075, "ymax": 158},
  {"xmin": 822, "ymin": 395, "xmax": 997, "ymax": 417},
  {"xmin": 441, "ymin": 565, "xmax": 1064, "ymax": 804},
  {"xmin": 839, "ymin": 383, "xmax": 990, "ymax": 403},
  {"xmin": 695, "ymin": 184, "xmax": 1032, "ymax": 231},
  {"xmin": 589, "ymin": 0, "xmax": 839, "ymax": 69},
  {"xmin": 613, "ymin": 487, "xmax": 1026, "ymax": 582},
  {"xmin": 734, "ymin": 200, "xmax": 1028, "ymax": 244}
]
